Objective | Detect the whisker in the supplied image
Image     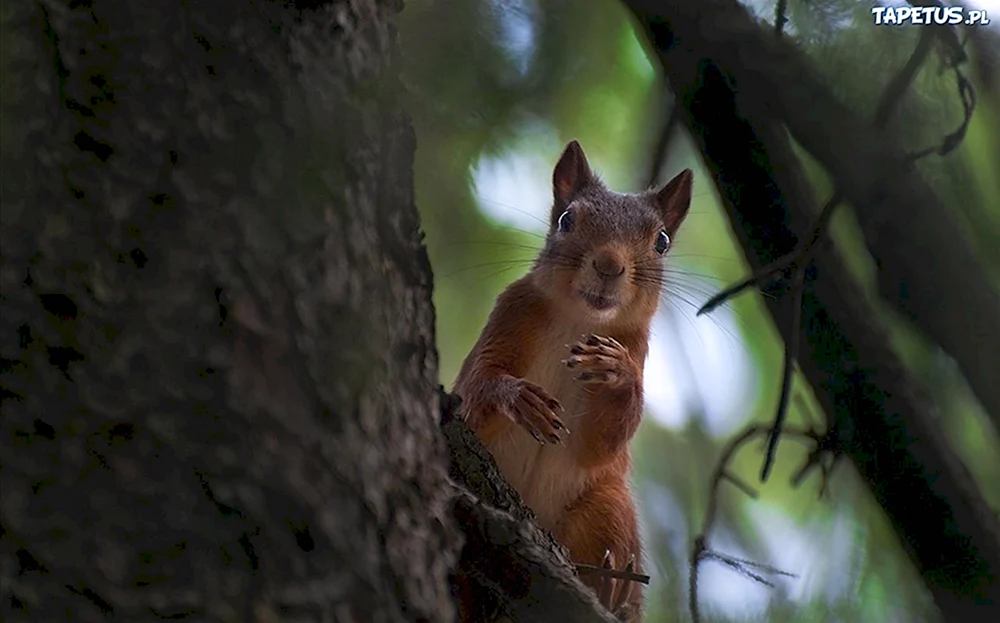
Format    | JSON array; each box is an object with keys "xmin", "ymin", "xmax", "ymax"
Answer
[
  {"xmin": 474, "ymin": 264, "xmax": 536, "ymax": 284},
  {"xmin": 662, "ymin": 288, "xmax": 706, "ymax": 316},
  {"xmin": 661, "ymin": 294, "xmax": 745, "ymax": 355},
  {"xmin": 656, "ymin": 253, "xmax": 741, "ymax": 264},
  {"xmin": 492, "ymin": 225, "xmax": 548, "ymax": 241},
  {"xmin": 664, "ymin": 269, "xmax": 729, "ymax": 285},
  {"xmin": 631, "ymin": 267, "xmax": 710, "ymax": 287},
  {"xmin": 475, "ymin": 198, "xmax": 551, "ymax": 229},
  {"xmin": 440, "ymin": 259, "xmax": 536, "ymax": 279},
  {"xmin": 664, "ymin": 278, "xmax": 723, "ymax": 300},
  {"xmin": 662, "ymin": 285, "xmax": 752, "ymax": 348},
  {"xmin": 660, "ymin": 295, "xmax": 706, "ymax": 347},
  {"xmin": 435, "ymin": 240, "xmax": 545, "ymax": 253}
]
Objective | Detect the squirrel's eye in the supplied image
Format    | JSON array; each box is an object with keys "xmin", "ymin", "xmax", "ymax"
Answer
[
  {"xmin": 654, "ymin": 230, "xmax": 670, "ymax": 255},
  {"xmin": 557, "ymin": 210, "xmax": 574, "ymax": 233}
]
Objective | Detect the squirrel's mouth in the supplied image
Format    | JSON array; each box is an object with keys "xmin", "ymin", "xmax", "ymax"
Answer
[{"xmin": 578, "ymin": 290, "xmax": 618, "ymax": 311}]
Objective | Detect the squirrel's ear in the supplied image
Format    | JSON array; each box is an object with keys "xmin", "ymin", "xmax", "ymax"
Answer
[
  {"xmin": 553, "ymin": 140, "xmax": 593, "ymax": 207},
  {"xmin": 654, "ymin": 169, "xmax": 693, "ymax": 234}
]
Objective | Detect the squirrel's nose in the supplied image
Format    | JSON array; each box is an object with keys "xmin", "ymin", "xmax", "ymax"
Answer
[{"xmin": 593, "ymin": 253, "xmax": 625, "ymax": 279}]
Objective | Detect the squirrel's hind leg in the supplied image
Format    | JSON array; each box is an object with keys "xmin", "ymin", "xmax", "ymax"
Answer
[{"xmin": 555, "ymin": 477, "xmax": 644, "ymax": 620}]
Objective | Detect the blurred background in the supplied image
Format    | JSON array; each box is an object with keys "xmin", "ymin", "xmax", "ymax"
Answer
[{"xmin": 398, "ymin": 1, "xmax": 1000, "ymax": 621}]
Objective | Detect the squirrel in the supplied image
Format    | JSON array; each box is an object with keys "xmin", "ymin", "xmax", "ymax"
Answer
[{"xmin": 453, "ymin": 139, "xmax": 693, "ymax": 621}]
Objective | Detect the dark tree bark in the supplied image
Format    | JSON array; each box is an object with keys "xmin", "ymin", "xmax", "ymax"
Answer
[
  {"xmin": 441, "ymin": 398, "xmax": 619, "ymax": 623},
  {"xmin": 0, "ymin": 0, "xmax": 463, "ymax": 620},
  {"xmin": 622, "ymin": 0, "xmax": 1000, "ymax": 619},
  {"xmin": 0, "ymin": 1, "xmax": 626, "ymax": 621}
]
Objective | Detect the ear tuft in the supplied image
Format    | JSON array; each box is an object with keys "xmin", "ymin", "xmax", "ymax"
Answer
[
  {"xmin": 553, "ymin": 140, "xmax": 593, "ymax": 207},
  {"xmin": 655, "ymin": 168, "xmax": 693, "ymax": 235}
]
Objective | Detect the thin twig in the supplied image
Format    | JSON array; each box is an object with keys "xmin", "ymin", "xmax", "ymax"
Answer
[
  {"xmin": 697, "ymin": 191, "xmax": 840, "ymax": 318},
  {"xmin": 575, "ymin": 564, "xmax": 651, "ymax": 585},
  {"xmin": 903, "ymin": 3, "xmax": 975, "ymax": 160},
  {"xmin": 705, "ymin": 551, "xmax": 800, "ymax": 587},
  {"xmin": 688, "ymin": 424, "xmax": 820, "ymax": 623},
  {"xmin": 774, "ymin": 0, "xmax": 789, "ymax": 37},
  {"xmin": 759, "ymin": 190, "xmax": 839, "ymax": 480},
  {"xmin": 761, "ymin": 267, "xmax": 804, "ymax": 480},
  {"xmin": 908, "ymin": 67, "xmax": 976, "ymax": 160},
  {"xmin": 708, "ymin": 553, "xmax": 799, "ymax": 577},
  {"xmin": 791, "ymin": 448, "xmax": 840, "ymax": 498},
  {"xmin": 907, "ymin": 1, "xmax": 967, "ymax": 65},
  {"xmin": 720, "ymin": 470, "xmax": 758, "ymax": 498},
  {"xmin": 873, "ymin": 26, "xmax": 935, "ymax": 125}
]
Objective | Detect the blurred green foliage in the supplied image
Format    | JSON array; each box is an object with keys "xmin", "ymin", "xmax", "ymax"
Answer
[{"xmin": 399, "ymin": 1, "xmax": 1000, "ymax": 621}]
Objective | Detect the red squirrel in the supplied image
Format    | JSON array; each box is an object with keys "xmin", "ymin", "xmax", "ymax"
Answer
[{"xmin": 453, "ymin": 139, "xmax": 692, "ymax": 621}]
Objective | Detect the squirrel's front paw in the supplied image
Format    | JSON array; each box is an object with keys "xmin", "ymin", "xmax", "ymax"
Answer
[
  {"xmin": 564, "ymin": 334, "xmax": 634, "ymax": 388},
  {"xmin": 504, "ymin": 378, "xmax": 568, "ymax": 445}
]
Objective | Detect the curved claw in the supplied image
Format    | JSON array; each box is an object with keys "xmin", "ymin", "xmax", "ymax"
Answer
[
  {"xmin": 617, "ymin": 553, "xmax": 637, "ymax": 606},
  {"xmin": 597, "ymin": 549, "xmax": 616, "ymax": 609}
]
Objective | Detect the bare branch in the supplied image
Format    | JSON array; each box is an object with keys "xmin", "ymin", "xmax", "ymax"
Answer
[
  {"xmin": 908, "ymin": 65, "xmax": 976, "ymax": 160},
  {"xmin": 695, "ymin": 188, "xmax": 839, "ymax": 319},
  {"xmin": 774, "ymin": 0, "xmax": 789, "ymax": 37},
  {"xmin": 688, "ymin": 424, "xmax": 822, "ymax": 622},
  {"xmin": 873, "ymin": 25, "xmax": 936, "ymax": 124},
  {"xmin": 576, "ymin": 564, "xmax": 651, "ymax": 585},
  {"xmin": 712, "ymin": 554, "xmax": 799, "ymax": 577},
  {"xmin": 720, "ymin": 470, "xmax": 758, "ymax": 499}
]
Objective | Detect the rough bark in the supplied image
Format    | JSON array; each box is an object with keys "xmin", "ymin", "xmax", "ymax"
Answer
[
  {"xmin": 0, "ymin": 0, "xmax": 460, "ymax": 621},
  {"xmin": 439, "ymin": 392, "xmax": 619, "ymax": 623},
  {"xmin": 450, "ymin": 493, "xmax": 619, "ymax": 623},
  {"xmin": 0, "ymin": 1, "xmax": 627, "ymax": 621},
  {"xmin": 622, "ymin": 0, "xmax": 1000, "ymax": 618}
]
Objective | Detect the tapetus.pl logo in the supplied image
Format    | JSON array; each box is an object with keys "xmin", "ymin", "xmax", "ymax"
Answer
[{"xmin": 871, "ymin": 2, "xmax": 991, "ymax": 26}]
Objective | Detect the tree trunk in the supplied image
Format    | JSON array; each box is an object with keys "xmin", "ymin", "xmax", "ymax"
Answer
[
  {"xmin": 1, "ymin": 0, "xmax": 460, "ymax": 620},
  {"xmin": 0, "ymin": 2, "xmax": 626, "ymax": 622}
]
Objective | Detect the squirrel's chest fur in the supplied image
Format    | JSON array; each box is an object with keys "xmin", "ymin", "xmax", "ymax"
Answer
[{"xmin": 486, "ymin": 319, "xmax": 598, "ymax": 533}]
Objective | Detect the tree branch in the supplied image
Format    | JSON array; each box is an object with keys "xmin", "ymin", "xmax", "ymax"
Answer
[
  {"xmin": 622, "ymin": 0, "xmax": 1000, "ymax": 617},
  {"xmin": 689, "ymin": 424, "xmax": 820, "ymax": 623},
  {"xmin": 439, "ymin": 391, "xmax": 620, "ymax": 623},
  {"xmin": 629, "ymin": 0, "xmax": 1000, "ymax": 441},
  {"xmin": 774, "ymin": 0, "xmax": 788, "ymax": 37},
  {"xmin": 702, "ymin": 24, "xmax": 937, "ymax": 482}
]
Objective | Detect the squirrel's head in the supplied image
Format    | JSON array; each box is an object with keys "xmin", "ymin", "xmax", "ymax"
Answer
[{"xmin": 532, "ymin": 140, "xmax": 692, "ymax": 327}]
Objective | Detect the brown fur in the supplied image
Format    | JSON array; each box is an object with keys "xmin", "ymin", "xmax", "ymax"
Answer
[{"xmin": 453, "ymin": 140, "xmax": 692, "ymax": 621}]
